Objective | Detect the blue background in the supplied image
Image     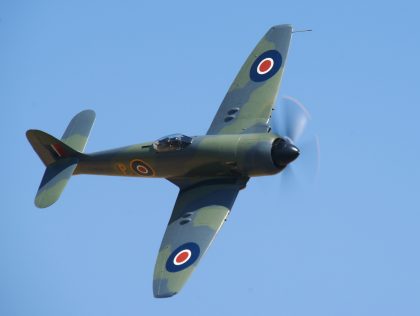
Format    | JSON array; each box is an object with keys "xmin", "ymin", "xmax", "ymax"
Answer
[{"xmin": 1, "ymin": 0, "xmax": 419, "ymax": 315}]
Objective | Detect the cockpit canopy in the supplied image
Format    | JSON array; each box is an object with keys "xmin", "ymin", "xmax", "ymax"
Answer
[{"xmin": 153, "ymin": 134, "xmax": 193, "ymax": 152}]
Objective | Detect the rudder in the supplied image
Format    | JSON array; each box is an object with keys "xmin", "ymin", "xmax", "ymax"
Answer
[{"xmin": 26, "ymin": 130, "xmax": 81, "ymax": 166}]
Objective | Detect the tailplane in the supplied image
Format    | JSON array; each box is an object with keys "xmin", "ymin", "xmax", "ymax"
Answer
[{"xmin": 26, "ymin": 110, "xmax": 95, "ymax": 208}]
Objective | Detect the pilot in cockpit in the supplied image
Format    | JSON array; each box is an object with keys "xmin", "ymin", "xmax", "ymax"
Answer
[{"xmin": 152, "ymin": 134, "xmax": 193, "ymax": 152}]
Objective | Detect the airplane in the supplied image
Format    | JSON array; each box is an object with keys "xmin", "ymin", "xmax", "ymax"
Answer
[{"xmin": 26, "ymin": 24, "xmax": 316, "ymax": 298}]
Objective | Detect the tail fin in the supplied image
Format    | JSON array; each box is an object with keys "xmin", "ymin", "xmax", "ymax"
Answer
[{"xmin": 26, "ymin": 110, "xmax": 95, "ymax": 208}]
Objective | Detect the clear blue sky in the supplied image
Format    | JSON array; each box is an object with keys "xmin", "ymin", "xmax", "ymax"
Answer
[{"xmin": 1, "ymin": 0, "xmax": 420, "ymax": 315}]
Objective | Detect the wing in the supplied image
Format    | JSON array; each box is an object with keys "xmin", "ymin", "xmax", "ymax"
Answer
[
  {"xmin": 207, "ymin": 24, "xmax": 292, "ymax": 135},
  {"xmin": 153, "ymin": 177, "xmax": 248, "ymax": 298}
]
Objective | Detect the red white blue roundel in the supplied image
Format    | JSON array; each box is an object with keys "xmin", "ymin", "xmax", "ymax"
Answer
[
  {"xmin": 130, "ymin": 159, "xmax": 154, "ymax": 176},
  {"xmin": 166, "ymin": 242, "xmax": 200, "ymax": 272},
  {"xmin": 249, "ymin": 50, "xmax": 282, "ymax": 82}
]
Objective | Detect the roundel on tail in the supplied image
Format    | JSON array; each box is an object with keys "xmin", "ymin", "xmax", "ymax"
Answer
[
  {"xmin": 166, "ymin": 242, "xmax": 200, "ymax": 273},
  {"xmin": 250, "ymin": 50, "xmax": 282, "ymax": 82}
]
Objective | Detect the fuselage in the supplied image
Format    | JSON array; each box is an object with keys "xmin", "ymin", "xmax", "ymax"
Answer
[{"xmin": 75, "ymin": 133, "xmax": 283, "ymax": 179}]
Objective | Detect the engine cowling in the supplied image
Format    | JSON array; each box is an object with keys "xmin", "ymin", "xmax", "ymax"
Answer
[{"xmin": 235, "ymin": 135, "xmax": 298, "ymax": 176}]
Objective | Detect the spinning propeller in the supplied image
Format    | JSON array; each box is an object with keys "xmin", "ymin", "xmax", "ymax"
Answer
[{"xmin": 270, "ymin": 96, "xmax": 320, "ymax": 183}]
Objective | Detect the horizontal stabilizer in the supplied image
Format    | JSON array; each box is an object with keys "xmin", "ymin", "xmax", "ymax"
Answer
[
  {"xmin": 61, "ymin": 109, "xmax": 95, "ymax": 152},
  {"xmin": 35, "ymin": 158, "xmax": 78, "ymax": 208},
  {"xmin": 26, "ymin": 110, "xmax": 95, "ymax": 208}
]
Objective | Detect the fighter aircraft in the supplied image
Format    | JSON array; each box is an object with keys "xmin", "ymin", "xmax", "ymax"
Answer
[{"xmin": 27, "ymin": 24, "xmax": 317, "ymax": 297}]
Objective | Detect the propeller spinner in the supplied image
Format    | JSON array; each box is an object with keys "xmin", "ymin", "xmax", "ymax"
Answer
[{"xmin": 271, "ymin": 137, "xmax": 300, "ymax": 168}]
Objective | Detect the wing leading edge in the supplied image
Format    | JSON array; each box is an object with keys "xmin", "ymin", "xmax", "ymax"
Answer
[
  {"xmin": 207, "ymin": 24, "xmax": 292, "ymax": 135},
  {"xmin": 153, "ymin": 177, "xmax": 248, "ymax": 298}
]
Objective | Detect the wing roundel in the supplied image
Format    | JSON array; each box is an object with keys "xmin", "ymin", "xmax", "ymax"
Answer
[
  {"xmin": 207, "ymin": 24, "xmax": 293, "ymax": 135},
  {"xmin": 153, "ymin": 177, "xmax": 248, "ymax": 298}
]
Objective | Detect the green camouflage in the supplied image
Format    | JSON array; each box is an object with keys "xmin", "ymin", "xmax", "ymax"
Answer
[
  {"xmin": 34, "ymin": 158, "xmax": 78, "ymax": 208},
  {"xmin": 26, "ymin": 25, "xmax": 293, "ymax": 297},
  {"xmin": 61, "ymin": 109, "xmax": 95, "ymax": 152},
  {"xmin": 153, "ymin": 178, "xmax": 247, "ymax": 297},
  {"xmin": 207, "ymin": 24, "xmax": 292, "ymax": 135},
  {"xmin": 74, "ymin": 133, "xmax": 280, "ymax": 179},
  {"xmin": 26, "ymin": 110, "xmax": 95, "ymax": 208}
]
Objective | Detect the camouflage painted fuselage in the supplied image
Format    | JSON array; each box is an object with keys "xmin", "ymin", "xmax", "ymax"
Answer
[
  {"xmin": 75, "ymin": 133, "xmax": 282, "ymax": 179},
  {"xmin": 27, "ymin": 24, "xmax": 300, "ymax": 298}
]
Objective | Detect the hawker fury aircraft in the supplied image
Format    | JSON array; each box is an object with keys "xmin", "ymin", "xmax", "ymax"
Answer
[{"xmin": 27, "ymin": 24, "xmax": 317, "ymax": 297}]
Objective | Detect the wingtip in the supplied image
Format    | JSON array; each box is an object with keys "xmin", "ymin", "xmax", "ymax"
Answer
[
  {"xmin": 271, "ymin": 24, "xmax": 292, "ymax": 30},
  {"xmin": 75, "ymin": 109, "xmax": 96, "ymax": 121},
  {"xmin": 153, "ymin": 291, "xmax": 178, "ymax": 298}
]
